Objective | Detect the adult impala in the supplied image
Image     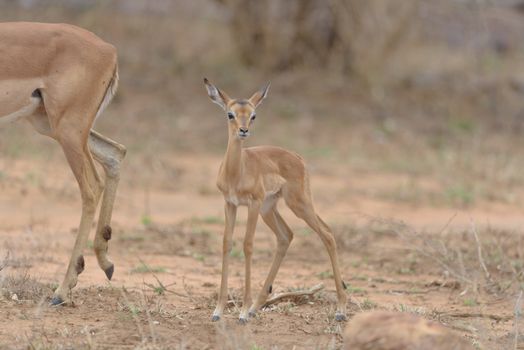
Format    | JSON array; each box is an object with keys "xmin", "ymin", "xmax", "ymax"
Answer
[
  {"xmin": 0, "ymin": 22, "xmax": 126, "ymax": 305},
  {"xmin": 204, "ymin": 78, "xmax": 347, "ymax": 323}
]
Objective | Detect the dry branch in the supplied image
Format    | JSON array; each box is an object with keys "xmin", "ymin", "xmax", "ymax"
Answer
[
  {"xmin": 439, "ymin": 312, "xmax": 512, "ymax": 322},
  {"xmin": 263, "ymin": 283, "xmax": 324, "ymax": 308},
  {"xmin": 514, "ymin": 290, "xmax": 523, "ymax": 350},
  {"xmin": 470, "ymin": 218, "xmax": 492, "ymax": 283},
  {"xmin": 384, "ymin": 218, "xmax": 475, "ymax": 285},
  {"xmin": 0, "ymin": 252, "xmax": 10, "ymax": 272},
  {"xmin": 144, "ymin": 273, "xmax": 189, "ymax": 299}
]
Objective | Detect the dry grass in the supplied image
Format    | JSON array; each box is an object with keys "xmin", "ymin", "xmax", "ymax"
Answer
[
  {"xmin": 1, "ymin": 217, "xmax": 522, "ymax": 348},
  {"xmin": 1, "ymin": 1, "xmax": 524, "ymax": 349},
  {"xmin": 0, "ymin": 272, "xmax": 53, "ymax": 302},
  {"xmin": 332, "ymin": 217, "xmax": 524, "ymax": 349}
]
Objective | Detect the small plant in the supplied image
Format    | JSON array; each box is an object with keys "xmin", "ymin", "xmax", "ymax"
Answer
[
  {"xmin": 128, "ymin": 304, "xmax": 141, "ymax": 316},
  {"xmin": 230, "ymin": 247, "xmax": 244, "ymax": 259},
  {"xmin": 144, "ymin": 275, "xmax": 178, "ymax": 297},
  {"xmin": 394, "ymin": 303, "xmax": 426, "ymax": 315},
  {"xmin": 317, "ymin": 270, "xmax": 334, "ymax": 279},
  {"xmin": 463, "ymin": 298, "xmax": 477, "ymax": 307},
  {"xmin": 297, "ymin": 227, "xmax": 313, "ymax": 236},
  {"xmin": 192, "ymin": 253, "xmax": 205, "ymax": 262},
  {"xmin": 449, "ymin": 118, "xmax": 475, "ymax": 134},
  {"xmin": 191, "ymin": 215, "xmax": 225, "ymax": 225},
  {"xmin": 361, "ymin": 298, "xmax": 377, "ymax": 310},
  {"xmin": 141, "ymin": 215, "xmax": 153, "ymax": 226},
  {"xmin": 119, "ymin": 234, "xmax": 144, "ymax": 242},
  {"xmin": 191, "ymin": 228, "xmax": 212, "ymax": 237},
  {"xmin": 346, "ymin": 285, "xmax": 365, "ymax": 294},
  {"xmin": 131, "ymin": 262, "xmax": 166, "ymax": 274},
  {"xmin": 49, "ymin": 283, "xmax": 59, "ymax": 292},
  {"xmin": 398, "ymin": 267, "xmax": 414, "ymax": 275},
  {"xmin": 445, "ymin": 184, "xmax": 474, "ymax": 207},
  {"xmin": 396, "ymin": 303, "xmax": 409, "ymax": 312}
]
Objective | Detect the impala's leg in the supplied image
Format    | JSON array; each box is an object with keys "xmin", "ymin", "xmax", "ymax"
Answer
[
  {"xmin": 249, "ymin": 197, "xmax": 294, "ymax": 316},
  {"xmin": 88, "ymin": 130, "xmax": 126, "ymax": 280},
  {"xmin": 286, "ymin": 191, "xmax": 347, "ymax": 321},
  {"xmin": 51, "ymin": 130, "xmax": 103, "ymax": 305},
  {"xmin": 212, "ymin": 202, "xmax": 237, "ymax": 321},
  {"xmin": 239, "ymin": 200, "xmax": 261, "ymax": 323}
]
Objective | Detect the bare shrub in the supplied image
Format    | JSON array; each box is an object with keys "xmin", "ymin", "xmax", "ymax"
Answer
[
  {"xmin": 215, "ymin": 0, "xmax": 418, "ymax": 84},
  {"xmin": 379, "ymin": 217, "xmax": 524, "ymax": 297},
  {"xmin": 0, "ymin": 252, "xmax": 8, "ymax": 272}
]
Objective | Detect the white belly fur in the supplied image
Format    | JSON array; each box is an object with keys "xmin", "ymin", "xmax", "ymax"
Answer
[
  {"xmin": 225, "ymin": 189, "xmax": 281, "ymax": 212},
  {"xmin": 225, "ymin": 193, "xmax": 250, "ymax": 206}
]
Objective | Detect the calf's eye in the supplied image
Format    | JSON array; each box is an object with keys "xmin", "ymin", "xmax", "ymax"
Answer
[{"xmin": 227, "ymin": 112, "xmax": 235, "ymax": 120}]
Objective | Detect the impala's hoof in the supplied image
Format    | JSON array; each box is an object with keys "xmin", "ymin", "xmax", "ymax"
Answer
[
  {"xmin": 50, "ymin": 296, "xmax": 64, "ymax": 306},
  {"xmin": 212, "ymin": 315, "xmax": 220, "ymax": 322},
  {"xmin": 104, "ymin": 264, "xmax": 114, "ymax": 280},
  {"xmin": 248, "ymin": 311, "xmax": 256, "ymax": 318},
  {"xmin": 335, "ymin": 313, "xmax": 347, "ymax": 322},
  {"xmin": 238, "ymin": 317, "xmax": 248, "ymax": 325}
]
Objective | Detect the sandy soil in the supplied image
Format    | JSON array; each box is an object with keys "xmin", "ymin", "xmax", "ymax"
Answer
[{"xmin": 0, "ymin": 154, "xmax": 521, "ymax": 349}]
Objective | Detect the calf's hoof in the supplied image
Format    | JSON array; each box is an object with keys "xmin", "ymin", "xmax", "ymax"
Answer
[
  {"xmin": 50, "ymin": 296, "xmax": 65, "ymax": 306},
  {"xmin": 335, "ymin": 312, "xmax": 348, "ymax": 322}
]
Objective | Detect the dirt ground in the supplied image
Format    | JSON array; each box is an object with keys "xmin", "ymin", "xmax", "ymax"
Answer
[
  {"xmin": 3, "ymin": 2, "xmax": 524, "ymax": 349},
  {"xmin": 0, "ymin": 150, "xmax": 522, "ymax": 349}
]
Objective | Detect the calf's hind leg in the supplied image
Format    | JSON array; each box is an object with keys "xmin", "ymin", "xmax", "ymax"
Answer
[{"xmin": 285, "ymin": 189, "xmax": 347, "ymax": 321}]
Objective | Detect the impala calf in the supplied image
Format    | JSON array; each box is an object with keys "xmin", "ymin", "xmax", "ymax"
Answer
[
  {"xmin": 0, "ymin": 22, "xmax": 126, "ymax": 305},
  {"xmin": 204, "ymin": 78, "xmax": 347, "ymax": 323}
]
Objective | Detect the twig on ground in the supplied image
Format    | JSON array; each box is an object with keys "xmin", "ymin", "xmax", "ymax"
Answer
[
  {"xmin": 137, "ymin": 257, "xmax": 190, "ymax": 299},
  {"xmin": 514, "ymin": 290, "xmax": 523, "ymax": 350},
  {"xmin": 262, "ymin": 283, "xmax": 324, "ymax": 308},
  {"xmin": 182, "ymin": 276, "xmax": 198, "ymax": 304},
  {"xmin": 386, "ymin": 219, "xmax": 474, "ymax": 285},
  {"xmin": 141, "ymin": 290, "xmax": 157, "ymax": 346},
  {"xmin": 351, "ymin": 296, "xmax": 364, "ymax": 312},
  {"xmin": 445, "ymin": 323, "xmax": 476, "ymax": 334},
  {"xmin": 437, "ymin": 213, "xmax": 458, "ymax": 236},
  {"xmin": 439, "ymin": 312, "xmax": 512, "ymax": 322},
  {"xmin": 144, "ymin": 273, "xmax": 189, "ymax": 299},
  {"xmin": 470, "ymin": 218, "xmax": 492, "ymax": 283},
  {"xmin": 0, "ymin": 252, "xmax": 10, "ymax": 272},
  {"xmin": 120, "ymin": 288, "xmax": 145, "ymax": 342}
]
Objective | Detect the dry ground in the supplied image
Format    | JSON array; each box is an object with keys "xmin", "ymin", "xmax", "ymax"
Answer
[
  {"xmin": 1, "ymin": 150, "xmax": 523, "ymax": 349},
  {"xmin": 2, "ymin": 1, "xmax": 524, "ymax": 349}
]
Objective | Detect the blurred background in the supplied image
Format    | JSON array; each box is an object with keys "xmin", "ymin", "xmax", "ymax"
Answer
[{"xmin": 2, "ymin": 0, "xmax": 524, "ymax": 215}]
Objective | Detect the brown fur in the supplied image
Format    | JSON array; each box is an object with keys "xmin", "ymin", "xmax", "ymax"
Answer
[
  {"xmin": 0, "ymin": 22, "xmax": 126, "ymax": 303},
  {"xmin": 344, "ymin": 311, "xmax": 474, "ymax": 350},
  {"xmin": 204, "ymin": 78, "xmax": 347, "ymax": 322}
]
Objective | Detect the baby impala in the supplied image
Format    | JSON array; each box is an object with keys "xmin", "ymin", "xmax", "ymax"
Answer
[{"xmin": 204, "ymin": 78, "xmax": 347, "ymax": 323}]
